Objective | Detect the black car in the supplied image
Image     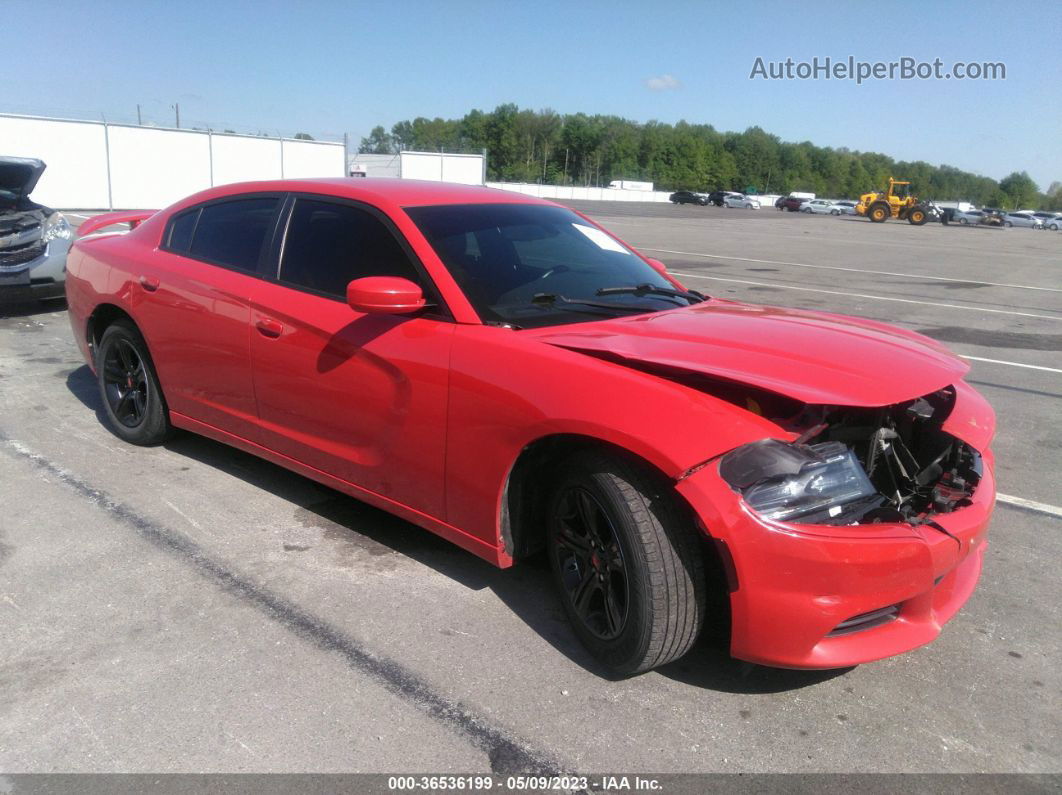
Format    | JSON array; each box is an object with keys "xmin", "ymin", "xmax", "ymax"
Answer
[
  {"xmin": 669, "ymin": 190, "xmax": 709, "ymax": 206},
  {"xmin": 706, "ymin": 190, "xmax": 738, "ymax": 207}
]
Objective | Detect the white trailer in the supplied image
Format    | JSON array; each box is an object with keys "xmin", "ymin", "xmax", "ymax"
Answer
[{"xmin": 608, "ymin": 179, "xmax": 654, "ymax": 191}]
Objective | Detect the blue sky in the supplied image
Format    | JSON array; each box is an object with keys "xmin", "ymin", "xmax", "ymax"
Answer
[{"xmin": 8, "ymin": 1, "xmax": 1061, "ymax": 189}]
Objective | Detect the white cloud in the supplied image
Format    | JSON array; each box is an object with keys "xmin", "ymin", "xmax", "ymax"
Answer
[{"xmin": 645, "ymin": 74, "xmax": 681, "ymax": 91}]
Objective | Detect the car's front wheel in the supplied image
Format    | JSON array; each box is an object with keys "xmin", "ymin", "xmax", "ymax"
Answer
[
  {"xmin": 547, "ymin": 451, "xmax": 705, "ymax": 676},
  {"xmin": 1004, "ymin": 221, "xmax": 1013, "ymax": 228},
  {"xmin": 96, "ymin": 319, "xmax": 173, "ymax": 445}
]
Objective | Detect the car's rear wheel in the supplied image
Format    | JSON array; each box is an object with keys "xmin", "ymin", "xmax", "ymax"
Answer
[
  {"xmin": 96, "ymin": 319, "xmax": 173, "ymax": 445},
  {"xmin": 547, "ymin": 451, "xmax": 705, "ymax": 676}
]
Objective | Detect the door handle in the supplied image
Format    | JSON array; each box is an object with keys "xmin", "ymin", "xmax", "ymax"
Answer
[
  {"xmin": 255, "ymin": 318, "xmax": 283, "ymax": 339},
  {"xmin": 139, "ymin": 275, "xmax": 160, "ymax": 292}
]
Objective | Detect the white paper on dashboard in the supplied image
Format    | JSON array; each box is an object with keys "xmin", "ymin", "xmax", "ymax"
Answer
[{"xmin": 572, "ymin": 223, "xmax": 631, "ymax": 254}]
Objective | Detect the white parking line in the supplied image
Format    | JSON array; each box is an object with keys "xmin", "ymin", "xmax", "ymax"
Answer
[
  {"xmin": 647, "ymin": 248, "xmax": 1062, "ymax": 294},
  {"xmin": 669, "ymin": 271, "xmax": 1062, "ymax": 321},
  {"xmin": 961, "ymin": 356, "xmax": 1062, "ymax": 374},
  {"xmin": 997, "ymin": 493, "xmax": 1062, "ymax": 519}
]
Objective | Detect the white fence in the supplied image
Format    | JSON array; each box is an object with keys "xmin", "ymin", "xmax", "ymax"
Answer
[
  {"xmin": 348, "ymin": 151, "xmax": 485, "ymax": 185},
  {"xmin": 487, "ymin": 182, "xmax": 674, "ymax": 203},
  {"xmin": 400, "ymin": 152, "xmax": 485, "ymax": 185},
  {"xmin": 0, "ymin": 113, "xmax": 346, "ymax": 209}
]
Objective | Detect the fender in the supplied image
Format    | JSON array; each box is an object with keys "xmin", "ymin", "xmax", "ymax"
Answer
[{"xmin": 444, "ymin": 324, "xmax": 788, "ymax": 554}]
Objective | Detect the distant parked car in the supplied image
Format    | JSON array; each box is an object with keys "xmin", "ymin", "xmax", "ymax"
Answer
[
  {"xmin": 801, "ymin": 199, "xmax": 842, "ymax": 215},
  {"xmin": 1, "ymin": 157, "xmax": 73, "ymax": 303},
  {"xmin": 833, "ymin": 200, "xmax": 858, "ymax": 215},
  {"xmin": 723, "ymin": 193, "xmax": 760, "ymax": 209},
  {"xmin": 706, "ymin": 190, "xmax": 741, "ymax": 207},
  {"xmin": 669, "ymin": 190, "xmax": 709, "ymax": 206},
  {"xmin": 1031, "ymin": 211, "xmax": 1061, "ymax": 228},
  {"xmin": 954, "ymin": 209, "xmax": 984, "ymax": 225},
  {"xmin": 1043, "ymin": 214, "xmax": 1062, "ymax": 231},
  {"xmin": 778, "ymin": 196, "xmax": 811, "ymax": 212},
  {"xmin": 1003, "ymin": 212, "xmax": 1044, "ymax": 229}
]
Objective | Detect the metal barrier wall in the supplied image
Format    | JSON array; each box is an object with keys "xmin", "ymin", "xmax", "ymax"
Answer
[
  {"xmin": 486, "ymin": 182, "xmax": 673, "ymax": 203},
  {"xmin": 0, "ymin": 113, "xmax": 346, "ymax": 209}
]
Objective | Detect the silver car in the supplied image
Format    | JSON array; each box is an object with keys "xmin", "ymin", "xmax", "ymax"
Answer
[
  {"xmin": 723, "ymin": 193, "xmax": 761, "ymax": 209},
  {"xmin": 954, "ymin": 209, "xmax": 985, "ymax": 225},
  {"xmin": 1032, "ymin": 212, "xmax": 1062, "ymax": 230},
  {"xmin": 1, "ymin": 157, "xmax": 73, "ymax": 303},
  {"xmin": 800, "ymin": 199, "xmax": 843, "ymax": 215},
  {"xmin": 1002, "ymin": 212, "xmax": 1044, "ymax": 229}
]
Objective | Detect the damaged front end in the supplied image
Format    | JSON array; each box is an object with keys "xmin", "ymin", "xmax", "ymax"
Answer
[{"xmin": 717, "ymin": 387, "xmax": 985, "ymax": 527}]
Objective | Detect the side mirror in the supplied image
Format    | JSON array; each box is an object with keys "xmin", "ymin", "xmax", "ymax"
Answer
[
  {"xmin": 646, "ymin": 256, "xmax": 689, "ymax": 291},
  {"xmin": 346, "ymin": 276, "xmax": 426, "ymax": 315},
  {"xmin": 646, "ymin": 257, "xmax": 669, "ymax": 276}
]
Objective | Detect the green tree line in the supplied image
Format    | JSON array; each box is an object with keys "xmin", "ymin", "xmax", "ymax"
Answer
[{"xmin": 360, "ymin": 104, "xmax": 1061, "ymax": 210}]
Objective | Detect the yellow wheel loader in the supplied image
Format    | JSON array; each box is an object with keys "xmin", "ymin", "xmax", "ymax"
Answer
[{"xmin": 855, "ymin": 178, "xmax": 938, "ymax": 225}]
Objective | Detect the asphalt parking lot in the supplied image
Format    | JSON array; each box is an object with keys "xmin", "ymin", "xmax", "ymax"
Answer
[{"xmin": 0, "ymin": 204, "xmax": 1059, "ymax": 774}]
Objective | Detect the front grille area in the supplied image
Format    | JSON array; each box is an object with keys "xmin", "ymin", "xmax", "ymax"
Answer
[
  {"xmin": 827, "ymin": 604, "xmax": 900, "ymax": 637},
  {"xmin": 0, "ymin": 243, "xmax": 46, "ymax": 267}
]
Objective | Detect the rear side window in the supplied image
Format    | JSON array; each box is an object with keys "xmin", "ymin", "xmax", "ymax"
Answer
[
  {"xmin": 178, "ymin": 198, "xmax": 278, "ymax": 271},
  {"xmin": 278, "ymin": 198, "xmax": 421, "ymax": 298},
  {"xmin": 166, "ymin": 209, "xmax": 199, "ymax": 252}
]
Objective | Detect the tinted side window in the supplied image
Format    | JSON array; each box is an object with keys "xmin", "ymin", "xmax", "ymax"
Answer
[
  {"xmin": 187, "ymin": 198, "xmax": 278, "ymax": 271},
  {"xmin": 166, "ymin": 208, "xmax": 199, "ymax": 252},
  {"xmin": 278, "ymin": 199, "xmax": 420, "ymax": 297}
]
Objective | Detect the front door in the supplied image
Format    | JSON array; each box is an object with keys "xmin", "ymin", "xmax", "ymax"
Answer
[{"xmin": 248, "ymin": 196, "xmax": 453, "ymax": 520}]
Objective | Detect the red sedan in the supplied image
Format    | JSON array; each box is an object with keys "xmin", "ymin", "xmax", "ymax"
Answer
[{"xmin": 65, "ymin": 179, "xmax": 996, "ymax": 675}]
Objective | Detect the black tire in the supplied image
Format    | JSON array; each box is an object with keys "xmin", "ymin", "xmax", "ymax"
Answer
[
  {"xmin": 547, "ymin": 451, "xmax": 705, "ymax": 676},
  {"xmin": 96, "ymin": 319, "xmax": 173, "ymax": 445},
  {"xmin": 908, "ymin": 207, "xmax": 928, "ymax": 225},
  {"xmin": 868, "ymin": 202, "xmax": 890, "ymax": 223}
]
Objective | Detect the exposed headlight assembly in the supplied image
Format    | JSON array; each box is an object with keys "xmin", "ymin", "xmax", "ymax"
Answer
[
  {"xmin": 720, "ymin": 439, "xmax": 877, "ymax": 523},
  {"xmin": 42, "ymin": 211, "xmax": 72, "ymax": 243}
]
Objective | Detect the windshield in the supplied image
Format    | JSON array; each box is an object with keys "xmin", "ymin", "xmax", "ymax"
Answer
[{"xmin": 406, "ymin": 203, "xmax": 690, "ymax": 328}]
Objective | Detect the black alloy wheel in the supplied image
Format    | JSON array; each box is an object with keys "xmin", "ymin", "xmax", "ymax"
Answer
[
  {"xmin": 102, "ymin": 338, "xmax": 149, "ymax": 428},
  {"xmin": 553, "ymin": 486, "xmax": 630, "ymax": 640},
  {"xmin": 95, "ymin": 319, "xmax": 173, "ymax": 445},
  {"xmin": 547, "ymin": 451, "xmax": 706, "ymax": 675}
]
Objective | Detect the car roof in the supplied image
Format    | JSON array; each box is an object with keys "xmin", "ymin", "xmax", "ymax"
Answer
[{"xmin": 172, "ymin": 178, "xmax": 553, "ymax": 210}]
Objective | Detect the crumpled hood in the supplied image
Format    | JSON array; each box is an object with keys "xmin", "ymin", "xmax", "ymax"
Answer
[
  {"xmin": 0, "ymin": 157, "xmax": 46, "ymax": 204},
  {"xmin": 528, "ymin": 300, "xmax": 969, "ymax": 407}
]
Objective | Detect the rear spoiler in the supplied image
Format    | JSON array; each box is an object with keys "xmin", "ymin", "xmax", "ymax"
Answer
[{"xmin": 76, "ymin": 210, "xmax": 158, "ymax": 238}]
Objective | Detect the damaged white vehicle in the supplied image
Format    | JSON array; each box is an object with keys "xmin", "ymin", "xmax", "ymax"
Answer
[{"xmin": 0, "ymin": 157, "xmax": 73, "ymax": 303}]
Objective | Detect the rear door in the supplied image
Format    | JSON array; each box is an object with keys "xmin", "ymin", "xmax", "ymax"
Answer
[
  {"xmin": 248, "ymin": 195, "xmax": 454, "ymax": 520},
  {"xmin": 139, "ymin": 195, "xmax": 281, "ymax": 442}
]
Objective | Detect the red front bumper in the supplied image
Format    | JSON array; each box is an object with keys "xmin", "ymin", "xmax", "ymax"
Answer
[{"xmin": 676, "ymin": 454, "xmax": 995, "ymax": 669}]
